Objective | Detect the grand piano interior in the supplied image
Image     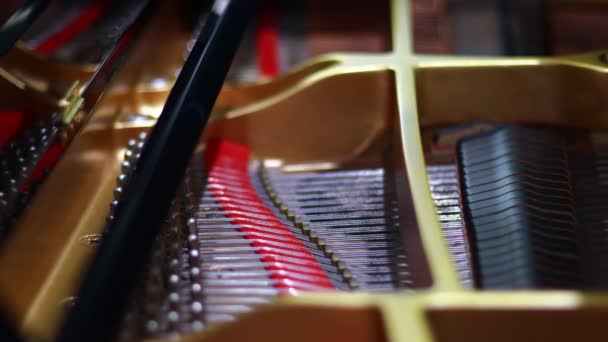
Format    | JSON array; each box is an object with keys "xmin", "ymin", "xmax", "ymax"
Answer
[{"xmin": 0, "ymin": 0, "xmax": 608, "ymax": 341}]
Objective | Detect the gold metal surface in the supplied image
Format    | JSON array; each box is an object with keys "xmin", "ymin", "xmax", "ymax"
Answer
[
  {"xmin": 206, "ymin": 68, "xmax": 395, "ymax": 163},
  {"xmin": 0, "ymin": 66, "xmax": 60, "ymax": 119},
  {"xmin": 144, "ymin": 291, "xmax": 608, "ymax": 342},
  {"xmin": 0, "ymin": 42, "xmax": 96, "ymax": 92},
  {"xmin": 0, "ymin": 126, "xmax": 144, "ymax": 340},
  {"xmin": 215, "ymin": 58, "xmax": 340, "ymax": 111},
  {"xmin": 415, "ymin": 50, "xmax": 608, "ymax": 128},
  {"xmin": 162, "ymin": 302, "xmax": 388, "ymax": 342}
]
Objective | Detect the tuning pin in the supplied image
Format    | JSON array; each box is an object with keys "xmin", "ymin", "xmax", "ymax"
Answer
[
  {"xmin": 114, "ymin": 187, "xmax": 123, "ymax": 199},
  {"xmin": 121, "ymin": 161, "xmax": 131, "ymax": 174},
  {"xmin": 124, "ymin": 149, "xmax": 133, "ymax": 161},
  {"xmin": 117, "ymin": 174, "xmax": 127, "ymax": 186}
]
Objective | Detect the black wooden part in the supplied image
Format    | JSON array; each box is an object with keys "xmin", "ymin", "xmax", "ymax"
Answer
[
  {"xmin": 0, "ymin": 309, "xmax": 20, "ymax": 342},
  {"xmin": 57, "ymin": 1, "xmax": 257, "ymax": 341},
  {"xmin": 0, "ymin": 0, "xmax": 50, "ymax": 55},
  {"xmin": 497, "ymin": 0, "xmax": 548, "ymax": 56}
]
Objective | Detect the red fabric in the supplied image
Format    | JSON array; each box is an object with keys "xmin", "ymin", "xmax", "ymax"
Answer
[
  {"xmin": 256, "ymin": 7, "xmax": 280, "ymax": 78},
  {"xmin": 35, "ymin": 0, "xmax": 112, "ymax": 54},
  {"xmin": 0, "ymin": 111, "xmax": 23, "ymax": 149},
  {"xmin": 30, "ymin": 143, "xmax": 64, "ymax": 180},
  {"xmin": 205, "ymin": 139, "xmax": 334, "ymax": 293}
]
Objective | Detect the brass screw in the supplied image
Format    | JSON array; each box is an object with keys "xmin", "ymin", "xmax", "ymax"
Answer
[
  {"xmin": 79, "ymin": 234, "xmax": 103, "ymax": 246},
  {"xmin": 60, "ymin": 296, "xmax": 77, "ymax": 313}
]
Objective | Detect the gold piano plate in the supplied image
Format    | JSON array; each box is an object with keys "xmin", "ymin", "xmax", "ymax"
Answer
[{"xmin": 2, "ymin": 0, "xmax": 608, "ymax": 341}]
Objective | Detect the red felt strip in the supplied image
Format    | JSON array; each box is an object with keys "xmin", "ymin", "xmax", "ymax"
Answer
[
  {"xmin": 205, "ymin": 139, "xmax": 334, "ymax": 293},
  {"xmin": 256, "ymin": 7, "xmax": 280, "ymax": 78},
  {"xmin": 31, "ymin": 143, "xmax": 64, "ymax": 180},
  {"xmin": 0, "ymin": 111, "xmax": 23, "ymax": 149},
  {"xmin": 35, "ymin": 0, "xmax": 112, "ymax": 54}
]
